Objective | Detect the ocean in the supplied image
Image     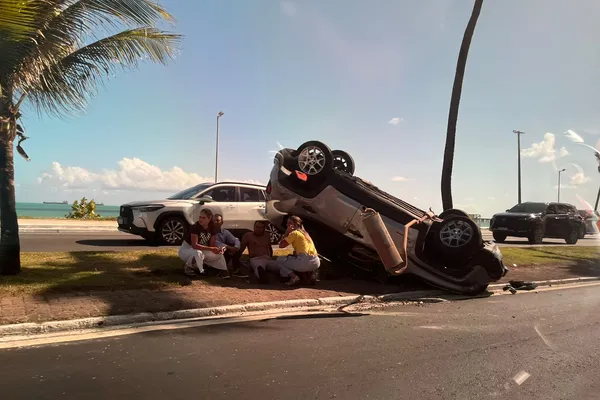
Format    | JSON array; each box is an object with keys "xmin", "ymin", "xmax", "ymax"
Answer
[{"xmin": 15, "ymin": 202, "xmax": 120, "ymax": 218}]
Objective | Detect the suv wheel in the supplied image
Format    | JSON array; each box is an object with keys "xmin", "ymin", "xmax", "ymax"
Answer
[
  {"xmin": 436, "ymin": 216, "xmax": 482, "ymax": 260},
  {"xmin": 265, "ymin": 223, "xmax": 283, "ymax": 245},
  {"xmin": 565, "ymin": 229, "xmax": 579, "ymax": 245},
  {"xmin": 332, "ymin": 150, "xmax": 355, "ymax": 175},
  {"xmin": 528, "ymin": 225, "xmax": 544, "ymax": 244},
  {"xmin": 159, "ymin": 217, "xmax": 188, "ymax": 245},
  {"xmin": 578, "ymin": 224, "xmax": 586, "ymax": 239},
  {"xmin": 492, "ymin": 232, "xmax": 507, "ymax": 243},
  {"xmin": 296, "ymin": 141, "xmax": 333, "ymax": 178}
]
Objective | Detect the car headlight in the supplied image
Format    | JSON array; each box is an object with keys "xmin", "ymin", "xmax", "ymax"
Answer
[{"xmin": 132, "ymin": 205, "xmax": 164, "ymax": 213}]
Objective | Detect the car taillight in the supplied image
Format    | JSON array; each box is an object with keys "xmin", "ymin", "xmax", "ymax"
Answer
[
  {"xmin": 266, "ymin": 181, "xmax": 272, "ymax": 194},
  {"xmin": 294, "ymin": 170, "xmax": 308, "ymax": 182}
]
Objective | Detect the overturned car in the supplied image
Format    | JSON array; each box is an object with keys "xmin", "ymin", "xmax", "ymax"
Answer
[{"xmin": 264, "ymin": 140, "xmax": 507, "ymax": 295}]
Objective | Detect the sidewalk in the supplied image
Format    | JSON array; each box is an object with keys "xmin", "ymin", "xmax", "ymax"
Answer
[
  {"xmin": 18, "ymin": 218, "xmax": 117, "ymax": 232},
  {"xmin": 1, "ymin": 264, "xmax": 598, "ymax": 326}
]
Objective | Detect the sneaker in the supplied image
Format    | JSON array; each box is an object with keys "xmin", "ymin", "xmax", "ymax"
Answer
[
  {"xmin": 217, "ymin": 271, "xmax": 231, "ymax": 280},
  {"xmin": 285, "ymin": 274, "xmax": 301, "ymax": 286},
  {"xmin": 184, "ymin": 265, "xmax": 196, "ymax": 276}
]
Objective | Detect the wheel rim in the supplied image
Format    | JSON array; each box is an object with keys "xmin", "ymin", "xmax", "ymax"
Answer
[
  {"xmin": 333, "ymin": 155, "xmax": 350, "ymax": 172},
  {"xmin": 298, "ymin": 146, "xmax": 327, "ymax": 175},
  {"xmin": 266, "ymin": 223, "xmax": 282, "ymax": 243},
  {"xmin": 162, "ymin": 220, "xmax": 184, "ymax": 244},
  {"xmin": 439, "ymin": 220, "xmax": 473, "ymax": 248}
]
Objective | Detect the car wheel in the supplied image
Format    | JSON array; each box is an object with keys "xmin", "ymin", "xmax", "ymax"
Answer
[
  {"xmin": 565, "ymin": 229, "xmax": 579, "ymax": 245},
  {"xmin": 159, "ymin": 217, "xmax": 188, "ymax": 245},
  {"xmin": 296, "ymin": 141, "xmax": 334, "ymax": 178},
  {"xmin": 265, "ymin": 223, "xmax": 283, "ymax": 245},
  {"xmin": 578, "ymin": 224, "xmax": 586, "ymax": 239},
  {"xmin": 492, "ymin": 232, "xmax": 507, "ymax": 243},
  {"xmin": 528, "ymin": 225, "xmax": 544, "ymax": 244},
  {"xmin": 437, "ymin": 216, "xmax": 482, "ymax": 259},
  {"xmin": 332, "ymin": 150, "xmax": 355, "ymax": 175}
]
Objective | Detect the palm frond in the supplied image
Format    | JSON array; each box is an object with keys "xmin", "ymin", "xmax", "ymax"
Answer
[
  {"xmin": 2, "ymin": 0, "xmax": 175, "ymax": 85},
  {"xmin": 20, "ymin": 27, "xmax": 181, "ymax": 115}
]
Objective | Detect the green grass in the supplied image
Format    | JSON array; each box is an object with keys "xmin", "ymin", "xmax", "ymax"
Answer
[
  {"xmin": 1, "ymin": 247, "xmax": 596, "ymax": 297},
  {"xmin": 0, "ymin": 249, "xmax": 292, "ymax": 297},
  {"xmin": 501, "ymin": 246, "xmax": 599, "ymax": 266}
]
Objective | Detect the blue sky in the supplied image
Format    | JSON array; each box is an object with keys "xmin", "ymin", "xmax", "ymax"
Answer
[{"xmin": 15, "ymin": 0, "xmax": 600, "ymax": 217}]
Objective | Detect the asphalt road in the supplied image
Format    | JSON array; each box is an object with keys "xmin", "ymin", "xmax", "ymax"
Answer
[
  {"xmin": 19, "ymin": 231, "xmax": 600, "ymax": 252},
  {"xmin": 1, "ymin": 284, "xmax": 599, "ymax": 399}
]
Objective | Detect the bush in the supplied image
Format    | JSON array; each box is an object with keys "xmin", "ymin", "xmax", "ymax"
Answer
[{"xmin": 66, "ymin": 197, "xmax": 102, "ymax": 219}]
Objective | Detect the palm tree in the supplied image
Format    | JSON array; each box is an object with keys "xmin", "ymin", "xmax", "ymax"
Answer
[
  {"xmin": 441, "ymin": 0, "xmax": 484, "ymax": 210},
  {"xmin": 0, "ymin": 0, "xmax": 181, "ymax": 274}
]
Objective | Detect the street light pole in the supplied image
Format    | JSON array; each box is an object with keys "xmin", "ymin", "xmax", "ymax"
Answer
[
  {"xmin": 215, "ymin": 111, "xmax": 224, "ymax": 183},
  {"xmin": 557, "ymin": 168, "xmax": 566, "ymax": 202},
  {"xmin": 513, "ymin": 130, "xmax": 525, "ymax": 204}
]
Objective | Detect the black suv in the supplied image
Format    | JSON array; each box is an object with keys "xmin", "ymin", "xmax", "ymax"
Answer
[{"xmin": 490, "ymin": 202, "xmax": 586, "ymax": 244}]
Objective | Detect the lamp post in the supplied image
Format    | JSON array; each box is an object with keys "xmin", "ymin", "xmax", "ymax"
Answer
[
  {"xmin": 215, "ymin": 111, "xmax": 224, "ymax": 183},
  {"xmin": 513, "ymin": 130, "xmax": 525, "ymax": 204},
  {"xmin": 557, "ymin": 168, "xmax": 566, "ymax": 202}
]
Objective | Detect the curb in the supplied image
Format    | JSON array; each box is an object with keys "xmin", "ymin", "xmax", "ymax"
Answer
[{"xmin": 1, "ymin": 277, "xmax": 598, "ymax": 338}]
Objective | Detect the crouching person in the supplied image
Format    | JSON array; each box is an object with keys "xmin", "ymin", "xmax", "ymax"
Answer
[
  {"xmin": 178, "ymin": 208, "xmax": 229, "ymax": 278},
  {"xmin": 240, "ymin": 220, "xmax": 277, "ymax": 283},
  {"xmin": 276, "ymin": 215, "xmax": 320, "ymax": 286}
]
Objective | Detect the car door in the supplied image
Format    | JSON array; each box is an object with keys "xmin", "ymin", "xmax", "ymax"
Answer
[
  {"xmin": 545, "ymin": 204, "xmax": 566, "ymax": 236},
  {"xmin": 237, "ymin": 186, "xmax": 267, "ymax": 231},
  {"xmin": 200, "ymin": 185, "xmax": 238, "ymax": 229}
]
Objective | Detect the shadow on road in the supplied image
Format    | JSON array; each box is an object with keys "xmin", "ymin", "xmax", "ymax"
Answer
[{"xmin": 24, "ymin": 251, "xmax": 421, "ymax": 324}]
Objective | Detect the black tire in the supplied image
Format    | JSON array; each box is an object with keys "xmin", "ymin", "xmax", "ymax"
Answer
[
  {"xmin": 492, "ymin": 232, "xmax": 507, "ymax": 243},
  {"xmin": 528, "ymin": 225, "xmax": 544, "ymax": 244},
  {"xmin": 332, "ymin": 149, "xmax": 355, "ymax": 175},
  {"xmin": 296, "ymin": 141, "xmax": 334, "ymax": 179},
  {"xmin": 436, "ymin": 216, "xmax": 482, "ymax": 260},
  {"xmin": 265, "ymin": 222, "xmax": 283, "ymax": 245},
  {"xmin": 158, "ymin": 216, "xmax": 188, "ymax": 245},
  {"xmin": 578, "ymin": 224, "xmax": 586, "ymax": 239},
  {"xmin": 565, "ymin": 229, "xmax": 579, "ymax": 245}
]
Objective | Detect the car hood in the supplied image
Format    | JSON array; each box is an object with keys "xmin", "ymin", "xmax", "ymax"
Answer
[
  {"xmin": 493, "ymin": 212, "xmax": 540, "ymax": 218},
  {"xmin": 122, "ymin": 199, "xmax": 200, "ymax": 207}
]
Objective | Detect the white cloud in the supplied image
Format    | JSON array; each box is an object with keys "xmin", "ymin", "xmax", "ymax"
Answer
[
  {"xmin": 565, "ymin": 129, "xmax": 585, "ymax": 143},
  {"xmin": 521, "ymin": 132, "xmax": 569, "ymax": 163},
  {"xmin": 391, "ymin": 176, "xmax": 409, "ymax": 182},
  {"xmin": 464, "ymin": 197, "xmax": 475, "ymax": 201},
  {"xmin": 388, "ymin": 117, "xmax": 403, "ymax": 126},
  {"xmin": 38, "ymin": 158, "xmax": 264, "ymax": 192},
  {"xmin": 488, "ymin": 196, "xmax": 496, "ymax": 200},
  {"xmin": 568, "ymin": 163, "xmax": 591, "ymax": 186},
  {"xmin": 280, "ymin": 1, "xmax": 297, "ymax": 17}
]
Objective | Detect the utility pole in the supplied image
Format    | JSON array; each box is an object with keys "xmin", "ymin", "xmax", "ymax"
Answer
[
  {"xmin": 594, "ymin": 185, "xmax": 599, "ymax": 212},
  {"xmin": 215, "ymin": 111, "xmax": 224, "ymax": 183},
  {"xmin": 557, "ymin": 168, "xmax": 565, "ymax": 202},
  {"xmin": 513, "ymin": 130, "xmax": 525, "ymax": 204}
]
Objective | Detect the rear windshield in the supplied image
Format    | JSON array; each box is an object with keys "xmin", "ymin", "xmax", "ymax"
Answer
[{"xmin": 508, "ymin": 203, "xmax": 547, "ymax": 213}]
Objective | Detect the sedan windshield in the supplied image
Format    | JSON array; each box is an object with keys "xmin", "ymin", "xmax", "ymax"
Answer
[
  {"xmin": 167, "ymin": 183, "xmax": 212, "ymax": 200},
  {"xmin": 508, "ymin": 203, "xmax": 547, "ymax": 214}
]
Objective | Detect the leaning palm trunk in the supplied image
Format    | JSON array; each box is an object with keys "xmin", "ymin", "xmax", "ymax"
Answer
[
  {"xmin": 0, "ymin": 112, "xmax": 20, "ymax": 274},
  {"xmin": 0, "ymin": 0, "xmax": 181, "ymax": 274},
  {"xmin": 441, "ymin": 0, "xmax": 484, "ymax": 211}
]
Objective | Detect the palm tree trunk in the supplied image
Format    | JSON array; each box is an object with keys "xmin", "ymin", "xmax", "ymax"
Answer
[
  {"xmin": 0, "ymin": 122, "xmax": 21, "ymax": 275},
  {"xmin": 441, "ymin": 0, "xmax": 484, "ymax": 211}
]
